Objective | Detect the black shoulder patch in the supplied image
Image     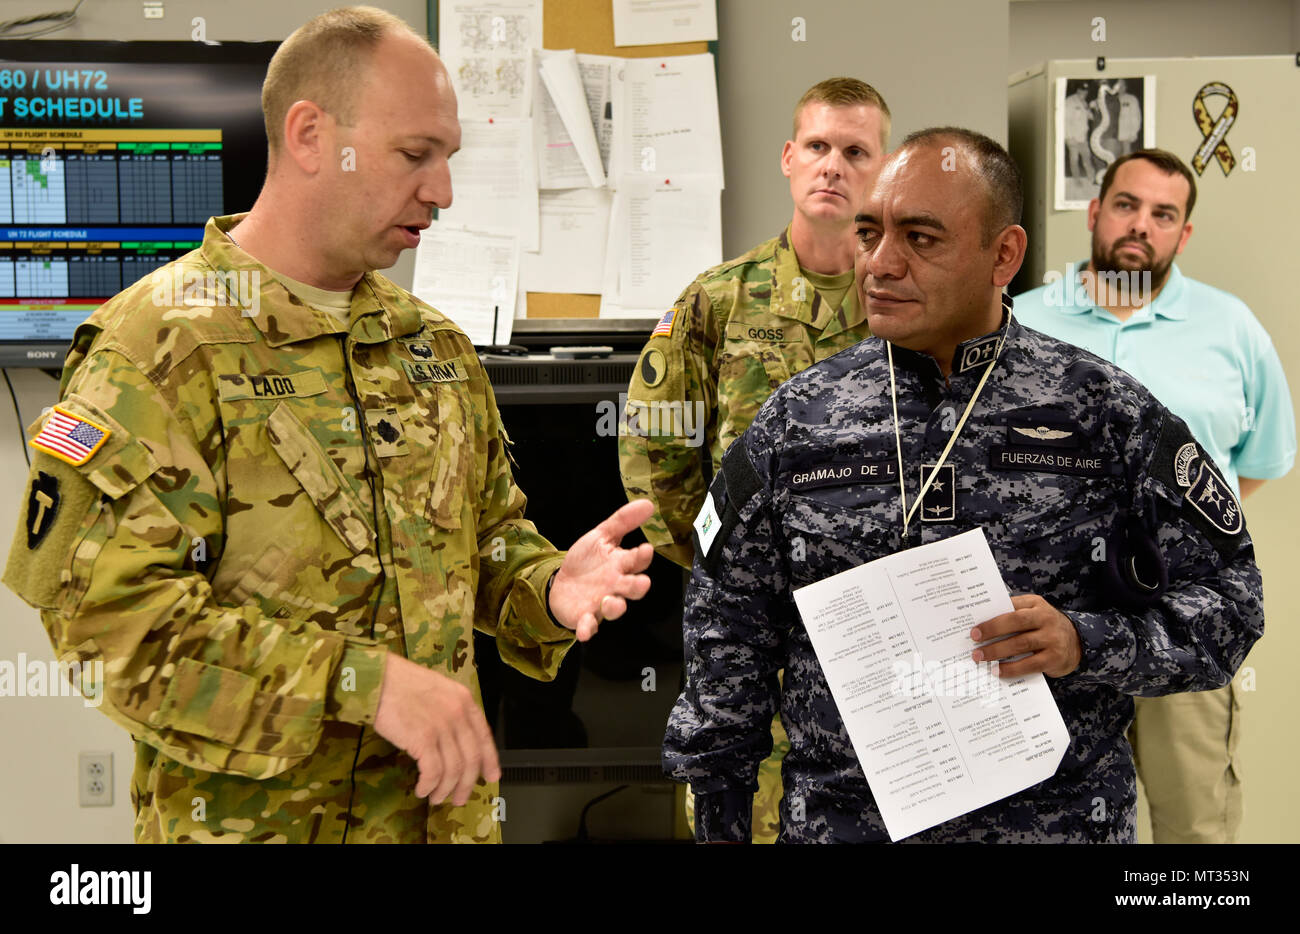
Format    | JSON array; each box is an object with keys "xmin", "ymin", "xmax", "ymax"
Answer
[
  {"xmin": 639, "ymin": 348, "xmax": 666, "ymax": 387},
  {"xmin": 26, "ymin": 471, "xmax": 60, "ymax": 549},
  {"xmin": 1149, "ymin": 415, "xmax": 1246, "ymax": 559},
  {"xmin": 694, "ymin": 441, "xmax": 762, "ymax": 577},
  {"xmin": 1150, "ymin": 414, "xmax": 1196, "ymax": 491},
  {"xmin": 720, "ymin": 437, "xmax": 762, "ymax": 505}
]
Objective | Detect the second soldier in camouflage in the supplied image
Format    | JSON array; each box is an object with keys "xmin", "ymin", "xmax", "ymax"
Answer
[{"xmin": 620, "ymin": 78, "xmax": 892, "ymax": 843}]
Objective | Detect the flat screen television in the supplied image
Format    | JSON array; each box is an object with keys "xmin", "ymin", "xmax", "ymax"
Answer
[{"xmin": 0, "ymin": 40, "xmax": 278, "ymax": 367}]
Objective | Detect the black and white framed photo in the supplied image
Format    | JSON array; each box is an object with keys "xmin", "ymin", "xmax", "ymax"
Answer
[{"xmin": 1055, "ymin": 76, "xmax": 1156, "ymax": 209}]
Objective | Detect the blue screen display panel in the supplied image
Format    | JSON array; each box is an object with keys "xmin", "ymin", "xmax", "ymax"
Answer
[{"xmin": 0, "ymin": 41, "xmax": 277, "ymax": 366}]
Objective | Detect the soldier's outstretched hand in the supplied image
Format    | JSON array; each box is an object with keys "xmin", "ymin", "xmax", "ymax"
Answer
[{"xmin": 548, "ymin": 499, "xmax": 655, "ymax": 641}]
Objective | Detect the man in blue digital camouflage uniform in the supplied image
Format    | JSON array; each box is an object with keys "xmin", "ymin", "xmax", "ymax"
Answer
[{"xmin": 662, "ymin": 128, "xmax": 1264, "ymax": 843}]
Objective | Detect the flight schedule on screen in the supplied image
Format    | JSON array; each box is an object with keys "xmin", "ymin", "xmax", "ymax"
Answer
[
  {"xmin": 0, "ymin": 129, "xmax": 216, "ymax": 340},
  {"xmin": 0, "ymin": 43, "xmax": 275, "ymax": 361}
]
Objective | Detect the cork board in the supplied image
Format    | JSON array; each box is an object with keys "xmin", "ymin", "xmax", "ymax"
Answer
[{"xmin": 434, "ymin": 1, "xmax": 712, "ymax": 321}]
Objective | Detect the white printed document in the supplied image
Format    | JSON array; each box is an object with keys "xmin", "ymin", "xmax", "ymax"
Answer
[
  {"xmin": 791, "ymin": 528, "xmax": 1070, "ymax": 841},
  {"xmin": 601, "ymin": 174, "xmax": 721, "ymax": 314},
  {"xmin": 535, "ymin": 50, "xmax": 605, "ymax": 189},
  {"xmin": 534, "ymin": 51, "xmax": 591, "ymax": 190},
  {"xmin": 612, "ymin": 0, "xmax": 717, "ymax": 47},
  {"xmin": 611, "ymin": 54, "xmax": 723, "ymax": 185},
  {"xmin": 439, "ymin": 0, "xmax": 542, "ymax": 119},
  {"xmin": 412, "ymin": 226, "xmax": 518, "ymax": 346},
  {"xmin": 520, "ymin": 187, "xmax": 612, "ymax": 295},
  {"xmin": 437, "ymin": 117, "xmax": 539, "ymax": 252},
  {"xmin": 576, "ymin": 53, "xmax": 618, "ymax": 178}
]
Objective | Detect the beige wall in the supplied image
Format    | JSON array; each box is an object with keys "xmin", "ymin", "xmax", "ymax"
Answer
[{"xmin": 1010, "ymin": 0, "xmax": 1296, "ymax": 74}]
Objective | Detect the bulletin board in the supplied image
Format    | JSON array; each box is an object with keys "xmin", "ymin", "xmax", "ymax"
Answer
[{"xmin": 431, "ymin": 0, "xmax": 714, "ymax": 321}]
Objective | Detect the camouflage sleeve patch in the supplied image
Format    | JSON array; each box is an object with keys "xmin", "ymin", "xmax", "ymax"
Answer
[
  {"xmin": 4, "ymin": 396, "xmax": 160, "ymax": 612},
  {"xmin": 619, "ymin": 283, "xmax": 717, "ymax": 568}
]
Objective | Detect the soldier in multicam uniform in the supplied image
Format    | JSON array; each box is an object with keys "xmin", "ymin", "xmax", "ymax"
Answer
[
  {"xmin": 3, "ymin": 7, "xmax": 654, "ymax": 843},
  {"xmin": 663, "ymin": 129, "xmax": 1263, "ymax": 843},
  {"xmin": 619, "ymin": 77, "xmax": 891, "ymax": 843}
]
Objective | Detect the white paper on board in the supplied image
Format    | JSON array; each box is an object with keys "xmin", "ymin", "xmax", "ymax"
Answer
[
  {"xmin": 537, "ymin": 50, "xmax": 605, "ymax": 188},
  {"xmin": 439, "ymin": 0, "xmax": 542, "ymax": 119},
  {"xmin": 438, "ymin": 117, "xmax": 539, "ymax": 252},
  {"xmin": 533, "ymin": 51, "xmax": 592, "ymax": 190},
  {"xmin": 576, "ymin": 53, "xmax": 618, "ymax": 178},
  {"xmin": 611, "ymin": 53, "xmax": 724, "ymax": 188},
  {"xmin": 520, "ymin": 187, "xmax": 612, "ymax": 295},
  {"xmin": 603, "ymin": 173, "xmax": 721, "ymax": 311},
  {"xmin": 612, "ymin": 0, "xmax": 717, "ymax": 47},
  {"xmin": 413, "ymin": 225, "xmax": 518, "ymax": 346}
]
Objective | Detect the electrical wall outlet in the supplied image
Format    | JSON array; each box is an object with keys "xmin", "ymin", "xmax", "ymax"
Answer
[
  {"xmin": 79, "ymin": 752, "xmax": 113, "ymax": 807},
  {"xmin": 143, "ymin": 1, "xmax": 164, "ymax": 19}
]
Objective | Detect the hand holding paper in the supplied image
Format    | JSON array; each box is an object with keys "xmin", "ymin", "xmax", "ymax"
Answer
[
  {"xmin": 792, "ymin": 528, "xmax": 1070, "ymax": 841},
  {"xmin": 971, "ymin": 594, "xmax": 1084, "ymax": 678}
]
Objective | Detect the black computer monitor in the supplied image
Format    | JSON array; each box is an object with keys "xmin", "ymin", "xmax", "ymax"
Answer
[
  {"xmin": 489, "ymin": 377, "xmax": 689, "ymax": 841},
  {"xmin": 0, "ymin": 40, "xmax": 278, "ymax": 367}
]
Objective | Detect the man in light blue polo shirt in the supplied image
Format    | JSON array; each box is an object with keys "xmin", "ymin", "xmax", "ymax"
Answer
[{"xmin": 1014, "ymin": 148, "xmax": 1295, "ymax": 844}]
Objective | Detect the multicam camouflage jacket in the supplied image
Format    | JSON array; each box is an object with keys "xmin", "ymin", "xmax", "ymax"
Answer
[
  {"xmin": 618, "ymin": 226, "xmax": 870, "ymax": 568},
  {"xmin": 4, "ymin": 214, "xmax": 571, "ymax": 843},
  {"xmin": 664, "ymin": 314, "xmax": 1264, "ymax": 843}
]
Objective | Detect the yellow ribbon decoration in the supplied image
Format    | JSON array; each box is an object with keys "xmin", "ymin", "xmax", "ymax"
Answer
[{"xmin": 1191, "ymin": 81, "xmax": 1238, "ymax": 176}]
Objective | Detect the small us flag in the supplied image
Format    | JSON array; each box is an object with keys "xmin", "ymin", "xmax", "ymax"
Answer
[
  {"xmin": 31, "ymin": 406, "xmax": 111, "ymax": 466},
  {"xmin": 651, "ymin": 309, "xmax": 676, "ymax": 337}
]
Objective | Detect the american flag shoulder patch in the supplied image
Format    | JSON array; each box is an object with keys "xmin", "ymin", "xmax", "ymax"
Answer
[
  {"xmin": 31, "ymin": 406, "xmax": 112, "ymax": 466},
  {"xmin": 651, "ymin": 309, "xmax": 676, "ymax": 338}
]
